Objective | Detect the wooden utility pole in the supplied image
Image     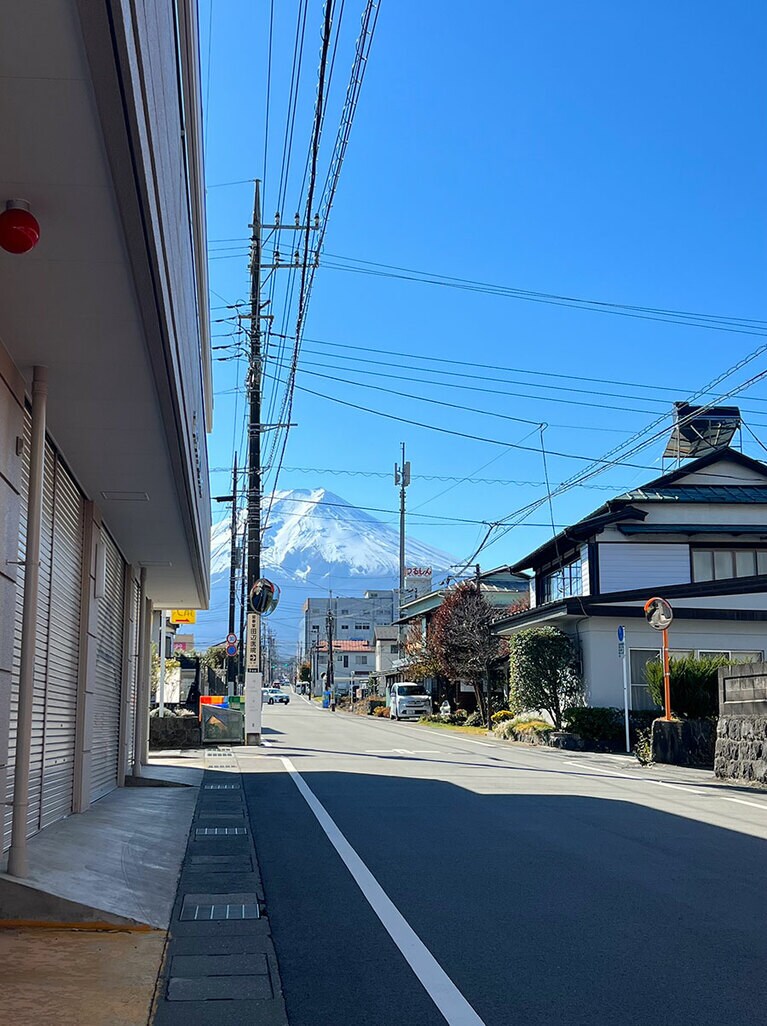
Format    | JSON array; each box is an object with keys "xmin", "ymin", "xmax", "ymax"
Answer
[
  {"xmin": 227, "ymin": 453, "xmax": 238, "ymax": 694},
  {"xmin": 247, "ymin": 181, "xmax": 263, "ymax": 601}
]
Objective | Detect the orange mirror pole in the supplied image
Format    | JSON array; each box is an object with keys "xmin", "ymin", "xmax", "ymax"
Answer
[{"xmin": 662, "ymin": 627, "xmax": 672, "ymax": 720}]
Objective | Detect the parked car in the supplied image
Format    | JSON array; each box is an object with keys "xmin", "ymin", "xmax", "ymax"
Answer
[
  {"xmin": 262, "ymin": 687, "xmax": 290, "ymax": 705},
  {"xmin": 389, "ymin": 682, "xmax": 431, "ymax": 720}
]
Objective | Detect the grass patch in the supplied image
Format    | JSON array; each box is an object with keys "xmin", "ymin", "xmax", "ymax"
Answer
[{"xmin": 415, "ymin": 720, "xmax": 490, "ymax": 736}]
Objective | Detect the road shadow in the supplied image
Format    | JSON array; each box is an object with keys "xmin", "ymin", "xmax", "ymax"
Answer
[{"xmin": 243, "ymin": 767, "xmax": 767, "ymax": 1026}]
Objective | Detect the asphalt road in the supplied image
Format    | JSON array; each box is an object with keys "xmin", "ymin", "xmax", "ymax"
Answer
[{"xmin": 239, "ymin": 699, "xmax": 767, "ymax": 1026}]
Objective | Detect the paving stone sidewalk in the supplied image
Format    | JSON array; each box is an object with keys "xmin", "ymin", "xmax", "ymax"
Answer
[{"xmin": 151, "ymin": 749, "xmax": 289, "ymax": 1025}]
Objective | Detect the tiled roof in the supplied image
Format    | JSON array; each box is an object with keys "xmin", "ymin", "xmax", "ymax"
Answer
[
  {"xmin": 318, "ymin": 639, "xmax": 372, "ymax": 652},
  {"xmin": 617, "ymin": 485, "xmax": 767, "ymax": 503}
]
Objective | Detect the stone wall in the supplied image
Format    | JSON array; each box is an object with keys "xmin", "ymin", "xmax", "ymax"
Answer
[
  {"xmin": 715, "ymin": 717, "xmax": 767, "ymax": 785},
  {"xmin": 651, "ymin": 719, "xmax": 716, "ymax": 768}
]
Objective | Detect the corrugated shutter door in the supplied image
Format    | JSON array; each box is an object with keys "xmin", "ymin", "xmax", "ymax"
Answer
[
  {"xmin": 90, "ymin": 531, "xmax": 125, "ymax": 801},
  {"xmin": 126, "ymin": 577, "xmax": 141, "ymax": 772},
  {"xmin": 3, "ymin": 412, "xmax": 31, "ymax": 850},
  {"xmin": 26, "ymin": 443, "xmax": 54, "ymax": 835},
  {"xmin": 40, "ymin": 458, "xmax": 83, "ymax": 828}
]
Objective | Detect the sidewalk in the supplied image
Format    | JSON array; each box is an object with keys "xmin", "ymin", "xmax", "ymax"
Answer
[
  {"xmin": 0, "ymin": 751, "xmax": 206, "ymax": 1026},
  {"xmin": 150, "ymin": 747, "xmax": 288, "ymax": 1025}
]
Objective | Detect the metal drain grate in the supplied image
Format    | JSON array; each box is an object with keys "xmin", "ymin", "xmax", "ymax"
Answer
[
  {"xmin": 204, "ymin": 784, "xmax": 240, "ymax": 790},
  {"xmin": 181, "ymin": 892, "xmax": 261, "ymax": 921},
  {"xmin": 194, "ymin": 824, "xmax": 246, "ymax": 833}
]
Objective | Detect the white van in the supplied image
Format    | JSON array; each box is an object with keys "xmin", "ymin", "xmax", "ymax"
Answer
[{"xmin": 389, "ymin": 682, "xmax": 432, "ymax": 721}]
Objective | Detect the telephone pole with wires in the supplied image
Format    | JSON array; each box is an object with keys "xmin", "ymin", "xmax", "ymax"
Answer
[
  {"xmin": 395, "ymin": 442, "xmax": 410, "ymax": 614},
  {"xmin": 246, "ymin": 181, "xmax": 317, "ymax": 600}
]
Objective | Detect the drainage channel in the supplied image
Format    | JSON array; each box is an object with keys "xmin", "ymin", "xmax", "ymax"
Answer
[{"xmin": 151, "ymin": 750, "xmax": 288, "ymax": 1025}]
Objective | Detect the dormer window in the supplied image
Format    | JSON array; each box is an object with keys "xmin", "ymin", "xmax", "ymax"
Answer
[{"xmin": 540, "ymin": 555, "xmax": 583, "ymax": 603}]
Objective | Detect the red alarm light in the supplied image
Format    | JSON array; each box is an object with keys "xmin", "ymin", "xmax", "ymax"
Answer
[{"xmin": 0, "ymin": 201, "xmax": 40, "ymax": 254}]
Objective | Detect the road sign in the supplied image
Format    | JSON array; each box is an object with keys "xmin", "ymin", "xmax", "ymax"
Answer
[
  {"xmin": 226, "ymin": 644, "xmax": 238, "ymax": 657},
  {"xmin": 246, "ymin": 612, "xmax": 260, "ymax": 672},
  {"xmin": 618, "ymin": 624, "xmax": 630, "ymax": 753},
  {"xmin": 226, "ymin": 632, "xmax": 237, "ymax": 645},
  {"xmin": 644, "ymin": 596, "xmax": 673, "ymax": 631}
]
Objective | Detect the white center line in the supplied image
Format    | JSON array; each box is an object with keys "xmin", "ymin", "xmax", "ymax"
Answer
[{"xmin": 281, "ymin": 756, "xmax": 487, "ymax": 1026}]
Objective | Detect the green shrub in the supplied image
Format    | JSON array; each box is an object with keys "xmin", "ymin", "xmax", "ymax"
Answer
[
  {"xmin": 634, "ymin": 728, "xmax": 653, "ymax": 765},
  {"xmin": 491, "ymin": 709, "xmax": 515, "ymax": 725},
  {"xmin": 564, "ymin": 706, "xmax": 623, "ymax": 746},
  {"xmin": 367, "ymin": 699, "xmax": 386, "ymax": 715},
  {"xmin": 493, "ymin": 717, "xmax": 555, "ymax": 741},
  {"xmin": 644, "ymin": 655, "xmax": 727, "ymax": 719},
  {"xmin": 464, "ymin": 711, "xmax": 485, "ymax": 727},
  {"xmin": 509, "ymin": 626, "xmax": 584, "ymax": 728}
]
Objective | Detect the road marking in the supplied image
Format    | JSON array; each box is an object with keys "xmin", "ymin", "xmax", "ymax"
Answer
[
  {"xmin": 280, "ymin": 756, "xmax": 487, "ymax": 1026},
  {"xmin": 458, "ymin": 738, "xmax": 496, "ymax": 748},
  {"xmin": 365, "ymin": 749, "xmax": 440, "ymax": 755}
]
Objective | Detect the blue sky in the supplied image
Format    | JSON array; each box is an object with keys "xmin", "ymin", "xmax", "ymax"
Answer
[{"xmin": 203, "ymin": 0, "xmax": 767, "ymax": 572}]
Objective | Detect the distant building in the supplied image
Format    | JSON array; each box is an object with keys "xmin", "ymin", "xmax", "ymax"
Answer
[
  {"xmin": 173, "ymin": 633, "xmax": 196, "ymax": 653},
  {"xmin": 313, "ymin": 639, "xmax": 374, "ymax": 695},
  {"xmin": 302, "ymin": 590, "xmax": 396, "ymax": 660}
]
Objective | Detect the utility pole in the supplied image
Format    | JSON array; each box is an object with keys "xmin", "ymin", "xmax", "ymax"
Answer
[
  {"xmin": 326, "ymin": 602, "xmax": 335, "ymax": 709},
  {"xmin": 227, "ymin": 453, "xmax": 238, "ymax": 695},
  {"xmin": 394, "ymin": 444, "xmax": 411, "ymax": 664},
  {"xmin": 395, "ymin": 443, "xmax": 410, "ymax": 608},
  {"xmin": 247, "ymin": 181, "xmax": 263, "ymax": 603},
  {"xmin": 238, "ymin": 526, "xmax": 246, "ymax": 691},
  {"xmin": 246, "ymin": 182, "xmax": 317, "ymax": 603},
  {"xmin": 475, "ymin": 563, "xmax": 491, "ymax": 731}
]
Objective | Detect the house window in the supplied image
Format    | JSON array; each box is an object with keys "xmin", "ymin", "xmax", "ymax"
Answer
[
  {"xmin": 692, "ymin": 548, "xmax": 767, "ymax": 582},
  {"xmin": 390, "ymin": 644, "xmax": 398, "ymax": 654},
  {"xmin": 355, "ymin": 655, "xmax": 368, "ymax": 665},
  {"xmin": 629, "ymin": 648, "xmax": 693, "ymax": 711},
  {"xmin": 698, "ymin": 650, "xmax": 762, "ymax": 663},
  {"xmin": 540, "ymin": 556, "xmax": 582, "ymax": 604},
  {"xmin": 341, "ymin": 608, "xmax": 349, "ymax": 614},
  {"xmin": 341, "ymin": 624, "xmax": 349, "ymax": 630},
  {"xmin": 354, "ymin": 623, "xmax": 370, "ymax": 631},
  {"xmin": 343, "ymin": 655, "xmax": 349, "ymax": 668}
]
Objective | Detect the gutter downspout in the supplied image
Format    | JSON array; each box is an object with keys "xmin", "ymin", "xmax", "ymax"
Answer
[
  {"xmin": 7, "ymin": 366, "xmax": 48, "ymax": 878},
  {"xmin": 132, "ymin": 568, "xmax": 148, "ymax": 776}
]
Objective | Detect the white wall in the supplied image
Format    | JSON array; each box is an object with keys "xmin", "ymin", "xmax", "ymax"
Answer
[
  {"xmin": 598, "ymin": 543, "xmax": 690, "ymax": 593},
  {"xmin": 578, "ymin": 617, "xmax": 767, "ymax": 707}
]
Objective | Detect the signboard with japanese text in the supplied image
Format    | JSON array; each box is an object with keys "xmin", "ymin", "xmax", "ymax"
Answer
[{"xmin": 170, "ymin": 609, "xmax": 197, "ymax": 625}]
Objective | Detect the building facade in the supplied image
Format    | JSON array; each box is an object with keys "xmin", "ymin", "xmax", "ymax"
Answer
[
  {"xmin": 313, "ymin": 640, "xmax": 374, "ymax": 695},
  {"xmin": 302, "ymin": 590, "xmax": 396, "ymax": 660},
  {"xmin": 494, "ymin": 448, "xmax": 767, "ymax": 710},
  {"xmin": 0, "ymin": 2, "xmax": 210, "ymax": 871}
]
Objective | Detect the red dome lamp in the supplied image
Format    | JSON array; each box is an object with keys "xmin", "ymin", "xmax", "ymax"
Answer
[{"xmin": 0, "ymin": 200, "xmax": 40, "ymax": 255}]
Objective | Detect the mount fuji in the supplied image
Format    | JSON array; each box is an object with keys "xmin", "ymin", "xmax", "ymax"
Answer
[{"xmin": 194, "ymin": 488, "xmax": 455, "ymax": 649}]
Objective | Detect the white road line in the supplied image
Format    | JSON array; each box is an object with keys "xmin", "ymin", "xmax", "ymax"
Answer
[
  {"xmin": 718, "ymin": 795, "xmax": 767, "ymax": 811},
  {"xmin": 457, "ymin": 738, "xmax": 496, "ymax": 748},
  {"xmin": 280, "ymin": 756, "xmax": 487, "ymax": 1026}
]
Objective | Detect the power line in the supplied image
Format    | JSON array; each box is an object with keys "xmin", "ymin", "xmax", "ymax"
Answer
[{"xmin": 262, "ymin": 369, "xmax": 666, "ymax": 471}]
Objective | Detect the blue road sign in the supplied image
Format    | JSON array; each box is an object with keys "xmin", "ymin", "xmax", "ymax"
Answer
[{"xmin": 226, "ymin": 643, "xmax": 238, "ymax": 657}]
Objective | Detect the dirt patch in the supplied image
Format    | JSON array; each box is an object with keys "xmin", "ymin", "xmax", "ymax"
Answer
[{"xmin": 0, "ymin": 928, "xmax": 166, "ymax": 1026}]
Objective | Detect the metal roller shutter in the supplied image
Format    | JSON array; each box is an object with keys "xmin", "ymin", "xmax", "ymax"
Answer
[
  {"xmin": 3, "ymin": 413, "xmax": 31, "ymax": 851},
  {"xmin": 90, "ymin": 531, "xmax": 125, "ymax": 801},
  {"xmin": 25, "ymin": 444, "xmax": 54, "ymax": 834},
  {"xmin": 126, "ymin": 577, "xmax": 141, "ymax": 773},
  {"xmin": 4, "ymin": 423, "xmax": 84, "ymax": 847},
  {"xmin": 40, "ymin": 458, "xmax": 84, "ymax": 828}
]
